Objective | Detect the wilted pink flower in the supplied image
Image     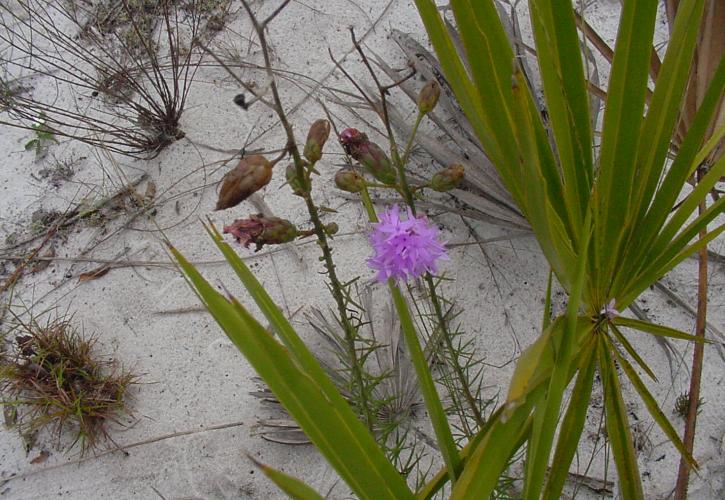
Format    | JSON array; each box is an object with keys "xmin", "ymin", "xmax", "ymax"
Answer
[
  {"xmin": 367, "ymin": 205, "xmax": 449, "ymax": 283},
  {"xmin": 223, "ymin": 214, "xmax": 297, "ymax": 251}
]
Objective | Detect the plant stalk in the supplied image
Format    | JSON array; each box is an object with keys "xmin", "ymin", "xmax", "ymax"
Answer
[
  {"xmin": 360, "ymin": 186, "xmax": 461, "ymax": 482},
  {"xmin": 239, "ymin": 0, "xmax": 374, "ymax": 430},
  {"xmin": 673, "ymin": 166, "xmax": 709, "ymax": 499}
]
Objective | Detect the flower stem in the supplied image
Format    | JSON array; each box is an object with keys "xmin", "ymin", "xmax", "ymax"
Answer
[
  {"xmin": 390, "ymin": 117, "xmax": 487, "ymax": 429},
  {"xmin": 401, "ymin": 112, "xmax": 424, "ymax": 168},
  {"xmin": 360, "ymin": 186, "xmax": 461, "ymax": 482},
  {"xmin": 242, "ymin": 1, "xmax": 374, "ymax": 430}
]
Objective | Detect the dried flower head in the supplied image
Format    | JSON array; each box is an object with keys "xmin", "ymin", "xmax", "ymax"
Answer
[
  {"xmin": 223, "ymin": 214, "xmax": 298, "ymax": 251},
  {"xmin": 367, "ymin": 205, "xmax": 449, "ymax": 283}
]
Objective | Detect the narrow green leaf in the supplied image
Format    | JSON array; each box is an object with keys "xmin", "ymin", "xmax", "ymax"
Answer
[
  {"xmin": 691, "ymin": 120, "xmax": 725, "ymax": 169},
  {"xmin": 542, "ymin": 337, "xmax": 597, "ymax": 499},
  {"xmin": 630, "ymin": 0, "xmax": 706, "ymax": 228},
  {"xmin": 621, "ymin": 219, "xmax": 725, "ymax": 305},
  {"xmin": 451, "ymin": 0, "xmax": 520, "ymax": 169},
  {"xmin": 248, "ymin": 455, "xmax": 325, "ymax": 500},
  {"xmin": 595, "ymin": 0, "xmax": 659, "ymax": 284},
  {"xmin": 412, "ymin": 0, "xmax": 501, "ymax": 166},
  {"xmin": 542, "ymin": 269, "xmax": 553, "ymax": 331},
  {"xmin": 598, "ymin": 336, "xmax": 644, "ymax": 500},
  {"xmin": 622, "ymin": 211, "xmax": 724, "ymax": 306},
  {"xmin": 390, "ymin": 283, "xmax": 461, "ymax": 481},
  {"xmin": 524, "ymin": 212, "xmax": 592, "ymax": 499},
  {"xmin": 509, "ymin": 68, "xmax": 575, "ymax": 286},
  {"xmin": 613, "ymin": 317, "xmax": 709, "ymax": 343},
  {"xmin": 612, "ymin": 57, "xmax": 725, "ymax": 295},
  {"xmin": 649, "ymin": 157, "xmax": 725, "ymax": 262},
  {"xmin": 528, "ymin": 0, "xmax": 593, "ymax": 227},
  {"xmin": 415, "ymin": 406, "xmax": 506, "ymax": 500},
  {"xmin": 609, "ymin": 323, "xmax": 658, "ymax": 382},
  {"xmin": 451, "ymin": 391, "xmax": 539, "ymax": 499},
  {"xmin": 609, "ymin": 337, "xmax": 698, "ymax": 469},
  {"xmin": 170, "ymin": 245, "xmax": 413, "ymax": 500}
]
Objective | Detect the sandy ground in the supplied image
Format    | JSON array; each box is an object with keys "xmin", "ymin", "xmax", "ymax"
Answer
[{"xmin": 0, "ymin": 1, "xmax": 723, "ymax": 498}]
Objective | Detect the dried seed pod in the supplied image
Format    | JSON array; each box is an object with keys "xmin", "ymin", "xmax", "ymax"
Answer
[
  {"xmin": 215, "ymin": 155, "xmax": 273, "ymax": 210},
  {"xmin": 303, "ymin": 119, "xmax": 331, "ymax": 163}
]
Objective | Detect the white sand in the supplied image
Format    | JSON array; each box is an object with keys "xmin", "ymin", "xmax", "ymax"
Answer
[{"xmin": 1, "ymin": 1, "xmax": 723, "ymax": 498}]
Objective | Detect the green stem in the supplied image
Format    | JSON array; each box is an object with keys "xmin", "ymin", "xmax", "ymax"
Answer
[
  {"xmin": 390, "ymin": 113, "xmax": 487, "ymax": 428},
  {"xmin": 390, "ymin": 283, "xmax": 462, "ymax": 483},
  {"xmin": 360, "ymin": 186, "xmax": 461, "ymax": 482},
  {"xmin": 401, "ymin": 112, "xmax": 424, "ymax": 168},
  {"xmin": 243, "ymin": 0, "xmax": 375, "ymax": 433},
  {"xmin": 301, "ymin": 185, "xmax": 374, "ymax": 431}
]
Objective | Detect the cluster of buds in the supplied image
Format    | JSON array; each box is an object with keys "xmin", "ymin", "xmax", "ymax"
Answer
[
  {"xmin": 429, "ymin": 164, "xmax": 465, "ymax": 192},
  {"xmin": 223, "ymin": 214, "xmax": 298, "ymax": 252},
  {"xmin": 216, "ymin": 155, "xmax": 274, "ymax": 210},
  {"xmin": 339, "ymin": 128, "xmax": 397, "ymax": 185}
]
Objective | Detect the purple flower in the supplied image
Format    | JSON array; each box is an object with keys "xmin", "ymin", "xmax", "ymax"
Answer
[{"xmin": 367, "ymin": 205, "xmax": 449, "ymax": 283}]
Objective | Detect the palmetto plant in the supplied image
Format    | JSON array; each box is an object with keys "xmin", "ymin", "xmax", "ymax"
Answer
[
  {"xmin": 414, "ymin": 0, "xmax": 723, "ymax": 497},
  {"xmin": 170, "ymin": 0, "xmax": 723, "ymax": 498}
]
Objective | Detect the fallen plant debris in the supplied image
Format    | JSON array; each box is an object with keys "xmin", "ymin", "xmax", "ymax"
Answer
[{"xmin": 0, "ymin": 313, "xmax": 136, "ymax": 455}]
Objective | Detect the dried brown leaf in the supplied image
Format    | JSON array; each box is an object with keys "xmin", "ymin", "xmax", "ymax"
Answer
[{"xmin": 78, "ymin": 265, "xmax": 111, "ymax": 282}]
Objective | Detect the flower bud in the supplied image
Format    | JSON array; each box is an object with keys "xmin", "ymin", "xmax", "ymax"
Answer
[
  {"xmin": 324, "ymin": 222, "xmax": 339, "ymax": 237},
  {"xmin": 216, "ymin": 155, "xmax": 273, "ymax": 210},
  {"xmin": 429, "ymin": 164, "xmax": 465, "ymax": 192},
  {"xmin": 334, "ymin": 168, "xmax": 366, "ymax": 193},
  {"xmin": 304, "ymin": 119, "xmax": 331, "ymax": 163},
  {"xmin": 223, "ymin": 214, "xmax": 298, "ymax": 251},
  {"xmin": 338, "ymin": 128, "xmax": 396, "ymax": 185},
  {"xmin": 417, "ymin": 80, "xmax": 440, "ymax": 114},
  {"xmin": 286, "ymin": 164, "xmax": 306, "ymax": 197}
]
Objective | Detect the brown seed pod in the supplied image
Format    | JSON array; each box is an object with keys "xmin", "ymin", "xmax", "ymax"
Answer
[{"xmin": 215, "ymin": 155, "xmax": 273, "ymax": 210}]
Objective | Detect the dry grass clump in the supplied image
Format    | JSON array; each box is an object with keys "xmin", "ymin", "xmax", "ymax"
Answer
[{"xmin": 0, "ymin": 315, "xmax": 136, "ymax": 454}]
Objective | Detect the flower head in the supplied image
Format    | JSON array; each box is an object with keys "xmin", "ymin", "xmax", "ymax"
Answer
[
  {"xmin": 223, "ymin": 214, "xmax": 298, "ymax": 251},
  {"xmin": 367, "ymin": 205, "xmax": 449, "ymax": 283}
]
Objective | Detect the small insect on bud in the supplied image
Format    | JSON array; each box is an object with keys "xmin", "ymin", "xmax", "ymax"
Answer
[
  {"xmin": 334, "ymin": 168, "xmax": 366, "ymax": 193},
  {"xmin": 417, "ymin": 80, "xmax": 440, "ymax": 115},
  {"xmin": 324, "ymin": 222, "xmax": 339, "ymax": 237},
  {"xmin": 216, "ymin": 155, "xmax": 274, "ymax": 211},
  {"xmin": 429, "ymin": 164, "xmax": 465, "ymax": 192},
  {"xmin": 286, "ymin": 164, "xmax": 307, "ymax": 197},
  {"xmin": 304, "ymin": 119, "xmax": 331, "ymax": 163},
  {"xmin": 338, "ymin": 128, "xmax": 397, "ymax": 185},
  {"xmin": 223, "ymin": 214, "xmax": 298, "ymax": 251}
]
